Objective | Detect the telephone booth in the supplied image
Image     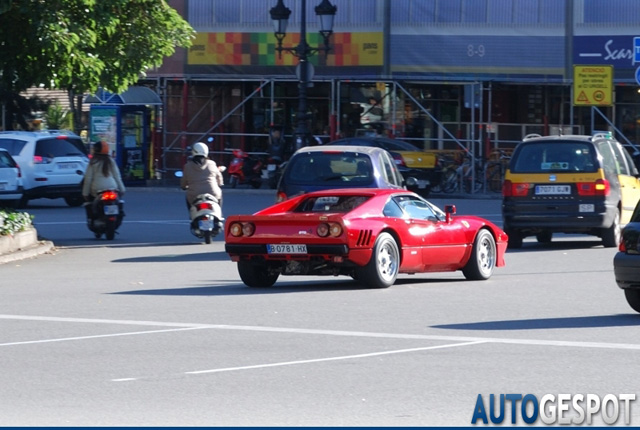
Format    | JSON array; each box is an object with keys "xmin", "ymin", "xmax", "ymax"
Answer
[{"xmin": 85, "ymin": 86, "xmax": 161, "ymax": 185}]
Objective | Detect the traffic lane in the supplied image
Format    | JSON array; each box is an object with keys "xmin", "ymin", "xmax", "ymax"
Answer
[
  {"xmin": 1, "ymin": 314, "xmax": 639, "ymax": 426},
  {"xmin": 4, "ymin": 233, "xmax": 635, "ymax": 348}
]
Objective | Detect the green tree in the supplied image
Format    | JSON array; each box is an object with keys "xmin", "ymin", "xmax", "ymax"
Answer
[
  {"xmin": 0, "ymin": 0, "xmax": 194, "ymax": 131},
  {"xmin": 43, "ymin": 101, "xmax": 72, "ymax": 130}
]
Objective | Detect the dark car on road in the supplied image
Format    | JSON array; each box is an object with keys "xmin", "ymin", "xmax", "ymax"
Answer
[
  {"xmin": 614, "ymin": 199, "xmax": 640, "ymax": 312},
  {"xmin": 326, "ymin": 136, "xmax": 442, "ymax": 197},
  {"xmin": 502, "ymin": 133, "xmax": 640, "ymax": 248},
  {"xmin": 275, "ymin": 145, "xmax": 406, "ymax": 202}
]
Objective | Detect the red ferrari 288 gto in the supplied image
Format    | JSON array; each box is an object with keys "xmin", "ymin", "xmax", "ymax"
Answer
[{"xmin": 225, "ymin": 188, "xmax": 508, "ymax": 288}]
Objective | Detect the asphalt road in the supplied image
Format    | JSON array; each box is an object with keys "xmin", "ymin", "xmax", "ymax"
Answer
[{"xmin": 1, "ymin": 187, "xmax": 638, "ymax": 426}]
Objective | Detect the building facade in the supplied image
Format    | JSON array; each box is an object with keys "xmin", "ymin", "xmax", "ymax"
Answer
[{"xmin": 142, "ymin": 0, "xmax": 640, "ymax": 174}]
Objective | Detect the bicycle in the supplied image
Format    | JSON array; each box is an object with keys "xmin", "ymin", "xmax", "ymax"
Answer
[{"xmin": 483, "ymin": 148, "xmax": 512, "ymax": 193}]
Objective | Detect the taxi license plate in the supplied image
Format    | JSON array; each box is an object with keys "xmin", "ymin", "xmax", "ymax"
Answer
[
  {"xmin": 267, "ymin": 244, "xmax": 307, "ymax": 254},
  {"xmin": 417, "ymin": 179, "xmax": 430, "ymax": 189},
  {"xmin": 198, "ymin": 218, "xmax": 213, "ymax": 230},
  {"xmin": 0, "ymin": 182, "xmax": 6, "ymax": 190},
  {"xmin": 267, "ymin": 164, "xmax": 277, "ymax": 171},
  {"xmin": 579, "ymin": 204, "xmax": 594, "ymax": 212},
  {"xmin": 57, "ymin": 162, "xmax": 78, "ymax": 169},
  {"xmin": 103, "ymin": 205, "xmax": 119, "ymax": 215},
  {"xmin": 535, "ymin": 185, "xmax": 570, "ymax": 195}
]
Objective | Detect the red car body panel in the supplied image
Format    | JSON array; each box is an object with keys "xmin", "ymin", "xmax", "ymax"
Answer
[{"xmin": 225, "ymin": 189, "xmax": 507, "ymax": 278}]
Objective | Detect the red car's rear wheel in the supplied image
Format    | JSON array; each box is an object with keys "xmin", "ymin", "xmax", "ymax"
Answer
[
  {"xmin": 358, "ymin": 232, "xmax": 399, "ymax": 289},
  {"xmin": 237, "ymin": 261, "xmax": 279, "ymax": 288}
]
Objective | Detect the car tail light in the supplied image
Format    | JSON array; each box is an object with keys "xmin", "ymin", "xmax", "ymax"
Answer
[
  {"xmin": 33, "ymin": 155, "xmax": 52, "ymax": 164},
  {"xmin": 101, "ymin": 191, "xmax": 118, "ymax": 200},
  {"xmin": 16, "ymin": 163, "xmax": 21, "ymax": 178},
  {"xmin": 329, "ymin": 223, "xmax": 342, "ymax": 237},
  {"xmin": 196, "ymin": 202, "xmax": 213, "ymax": 211},
  {"xmin": 242, "ymin": 222, "xmax": 255, "ymax": 236},
  {"xmin": 276, "ymin": 191, "xmax": 287, "ymax": 202},
  {"xmin": 619, "ymin": 241, "xmax": 627, "ymax": 252},
  {"xmin": 230, "ymin": 222, "xmax": 243, "ymax": 237},
  {"xmin": 503, "ymin": 180, "xmax": 531, "ymax": 197},
  {"xmin": 577, "ymin": 179, "xmax": 610, "ymax": 196},
  {"xmin": 317, "ymin": 223, "xmax": 329, "ymax": 237},
  {"xmin": 391, "ymin": 153, "xmax": 406, "ymax": 167},
  {"xmin": 317, "ymin": 222, "xmax": 342, "ymax": 237}
]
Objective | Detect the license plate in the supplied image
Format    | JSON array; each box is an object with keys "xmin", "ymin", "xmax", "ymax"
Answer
[
  {"xmin": 417, "ymin": 179, "xmax": 430, "ymax": 189},
  {"xmin": 198, "ymin": 218, "xmax": 213, "ymax": 230},
  {"xmin": 535, "ymin": 185, "xmax": 571, "ymax": 195},
  {"xmin": 579, "ymin": 204, "xmax": 594, "ymax": 212},
  {"xmin": 57, "ymin": 162, "xmax": 78, "ymax": 169},
  {"xmin": 103, "ymin": 205, "xmax": 119, "ymax": 215},
  {"xmin": 267, "ymin": 164, "xmax": 277, "ymax": 171},
  {"xmin": 0, "ymin": 183, "xmax": 5, "ymax": 190},
  {"xmin": 267, "ymin": 244, "xmax": 307, "ymax": 254}
]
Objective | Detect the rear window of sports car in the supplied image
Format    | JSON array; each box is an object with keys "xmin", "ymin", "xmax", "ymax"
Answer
[{"xmin": 294, "ymin": 195, "xmax": 371, "ymax": 213}]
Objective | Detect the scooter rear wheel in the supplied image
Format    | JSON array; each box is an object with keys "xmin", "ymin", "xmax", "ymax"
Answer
[
  {"xmin": 106, "ymin": 223, "xmax": 115, "ymax": 240},
  {"xmin": 204, "ymin": 230, "xmax": 212, "ymax": 244},
  {"xmin": 229, "ymin": 175, "xmax": 238, "ymax": 188}
]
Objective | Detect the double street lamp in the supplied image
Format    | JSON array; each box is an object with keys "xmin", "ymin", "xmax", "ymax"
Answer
[{"xmin": 270, "ymin": 0, "xmax": 337, "ymax": 149}]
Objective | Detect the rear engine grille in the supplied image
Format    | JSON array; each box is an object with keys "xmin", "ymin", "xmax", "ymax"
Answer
[{"xmin": 356, "ymin": 229, "xmax": 372, "ymax": 246}]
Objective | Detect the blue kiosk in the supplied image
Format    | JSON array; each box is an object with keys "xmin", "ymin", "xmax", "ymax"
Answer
[{"xmin": 84, "ymin": 86, "xmax": 161, "ymax": 185}]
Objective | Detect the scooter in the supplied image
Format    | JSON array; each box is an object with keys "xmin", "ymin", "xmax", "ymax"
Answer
[
  {"xmin": 175, "ymin": 168, "xmax": 225, "ymax": 244},
  {"xmin": 188, "ymin": 193, "xmax": 223, "ymax": 244},
  {"xmin": 227, "ymin": 148, "xmax": 263, "ymax": 189},
  {"xmin": 84, "ymin": 189, "xmax": 124, "ymax": 240}
]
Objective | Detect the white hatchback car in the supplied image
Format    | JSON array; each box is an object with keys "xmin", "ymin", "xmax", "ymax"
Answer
[
  {"xmin": 0, "ymin": 130, "xmax": 89, "ymax": 207},
  {"xmin": 0, "ymin": 149, "xmax": 23, "ymax": 207}
]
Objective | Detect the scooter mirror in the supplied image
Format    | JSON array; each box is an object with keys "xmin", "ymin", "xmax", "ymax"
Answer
[
  {"xmin": 175, "ymin": 171, "xmax": 183, "ymax": 178},
  {"xmin": 207, "ymin": 137, "xmax": 214, "ymax": 143}
]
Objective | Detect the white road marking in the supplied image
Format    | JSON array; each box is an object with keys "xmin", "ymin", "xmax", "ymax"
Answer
[
  {"xmin": 185, "ymin": 341, "xmax": 486, "ymax": 375},
  {"xmin": 0, "ymin": 326, "xmax": 207, "ymax": 347},
  {"xmin": 2, "ymin": 314, "xmax": 640, "ymax": 351}
]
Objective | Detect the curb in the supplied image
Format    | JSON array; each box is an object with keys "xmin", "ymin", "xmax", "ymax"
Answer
[{"xmin": 0, "ymin": 228, "xmax": 55, "ymax": 265}]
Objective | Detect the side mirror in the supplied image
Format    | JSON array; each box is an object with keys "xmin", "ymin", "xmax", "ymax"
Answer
[
  {"xmin": 444, "ymin": 204, "xmax": 456, "ymax": 223},
  {"xmin": 174, "ymin": 171, "xmax": 183, "ymax": 178}
]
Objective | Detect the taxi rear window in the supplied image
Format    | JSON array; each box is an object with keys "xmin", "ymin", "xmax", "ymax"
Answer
[{"xmin": 512, "ymin": 142, "xmax": 598, "ymax": 173}]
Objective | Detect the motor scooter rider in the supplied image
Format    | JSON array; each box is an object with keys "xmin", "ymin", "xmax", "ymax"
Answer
[
  {"xmin": 180, "ymin": 142, "xmax": 224, "ymax": 213},
  {"xmin": 82, "ymin": 140, "xmax": 126, "ymax": 221}
]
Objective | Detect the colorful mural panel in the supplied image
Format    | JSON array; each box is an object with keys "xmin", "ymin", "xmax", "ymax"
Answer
[{"xmin": 188, "ymin": 32, "xmax": 383, "ymax": 67}]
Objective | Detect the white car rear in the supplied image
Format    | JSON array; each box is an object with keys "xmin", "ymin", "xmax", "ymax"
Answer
[{"xmin": 0, "ymin": 149, "xmax": 23, "ymax": 207}]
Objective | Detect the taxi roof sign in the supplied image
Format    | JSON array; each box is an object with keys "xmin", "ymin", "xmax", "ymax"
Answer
[{"xmin": 573, "ymin": 65, "xmax": 613, "ymax": 107}]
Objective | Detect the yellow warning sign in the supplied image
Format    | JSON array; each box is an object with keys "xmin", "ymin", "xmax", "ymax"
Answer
[{"xmin": 573, "ymin": 65, "xmax": 613, "ymax": 106}]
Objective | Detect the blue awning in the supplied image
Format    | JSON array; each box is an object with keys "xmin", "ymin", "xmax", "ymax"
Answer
[{"xmin": 84, "ymin": 86, "xmax": 162, "ymax": 105}]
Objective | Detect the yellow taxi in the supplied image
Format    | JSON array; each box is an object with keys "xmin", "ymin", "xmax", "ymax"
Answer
[{"xmin": 502, "ymin": 133, "xmax": 640, "ymax": 248}]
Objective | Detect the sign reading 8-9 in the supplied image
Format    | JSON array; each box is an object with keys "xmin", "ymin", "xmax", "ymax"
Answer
[{"xmin": 467, "ymin": 44, "xmax": 485, "ymax": 57}]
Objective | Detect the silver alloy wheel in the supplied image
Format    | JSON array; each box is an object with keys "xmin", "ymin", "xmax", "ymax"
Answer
[
  {"xmin": 476, "ymin": 231, "xmax": 496, "ymax": 278},
  {"xmin": 377, "ymin": 238, "xmax": 399, "ymax": 282}
]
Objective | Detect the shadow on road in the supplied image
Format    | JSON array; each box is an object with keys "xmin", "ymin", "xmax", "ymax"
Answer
[
  {"xmin": 506, "ymin": 239, "xmax": 606, "ymax": 253},
  {"xmin": 109, "ymin": 275, "xmax": 467, "ymax": 296},
  {"xmin": 432, "ymin": 314, "xmax": 640, "ymax": 330}
]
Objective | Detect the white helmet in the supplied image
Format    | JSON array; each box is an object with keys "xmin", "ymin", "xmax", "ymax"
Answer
[{"xmin": 192, "ymin": 142, "xmax": 209, "ymax": 157}]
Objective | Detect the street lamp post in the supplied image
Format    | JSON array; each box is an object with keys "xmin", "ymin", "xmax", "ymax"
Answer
[{"xmin": 270, "ymin": 0, "xmax": 337, "ymax": 150}]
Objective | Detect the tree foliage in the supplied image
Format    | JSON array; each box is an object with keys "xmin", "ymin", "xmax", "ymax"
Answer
[{"xmin": 0, "ymin": 0, "xmax": 194, "ymax": 130}]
